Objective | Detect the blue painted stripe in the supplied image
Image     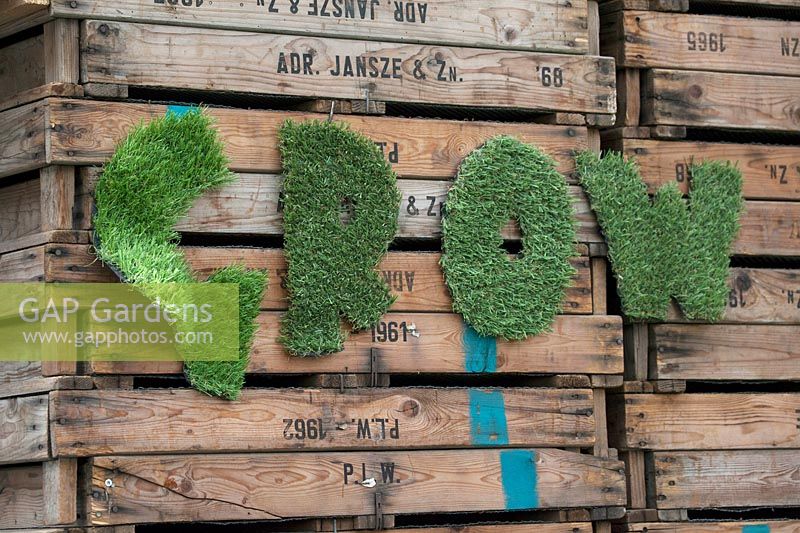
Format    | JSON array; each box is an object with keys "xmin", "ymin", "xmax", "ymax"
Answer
[
  {"xmin": 463, "ymin": 324, "xmax": 497, "ymax": 373},
  {"xmin": 742, "ymin": 526, "xmax": 770, "ymax": 533},
  {"xmin": 499, "ymin": 450, "xmax": 538, "ymax": 510},
  {"xmin": 469, "ymin": 389, "xmax": 509, "ymax": 446},
  {"xmin": 166, "ymin": 105, "xmax": 197, "ymax": 117}
]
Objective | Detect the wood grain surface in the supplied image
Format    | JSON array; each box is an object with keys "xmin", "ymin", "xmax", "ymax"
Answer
[
  {"xmin": 47, "ymin": 98, "xmax": 587, "ymax": 176},
  {"xmin": 623, "ymin": 523, "xmax": 800, "ymax": 533},
  {"xmin": 620, "ymin": 138, "xmax": 800, "ymax": 201},
  {"xmin": 653, "ymin": 450, "xmax": 800, "ymax": 509},
  {"xmin": 643, "ymin": 69, "xmax": 800, "ymax": 132},
  {"xmin": 89, "ymin": 313, "xmax": 624, "ymax": 375},
  {"xmin": 0, "ymin": 464, "xmax": 44, "ymax": 529},
  {"xmin": 79, "ymin": 21, "xmax": 616, "ymax": 113},
  {"xmin": 652, "ymin": 323, "xmax": 800, "ymax": 380},
  {"xmin": 0, "ymin": 394, "xmax": 49, "ymax": 465},
  {"xmin": 50, "ymin": 387, "xmax": 596, "ymax": 456},
  {"xmin": 88, "ymin": 449, "xmax": 625, "ymax": 524},
  {"xmin": 666, "ymin": 268, "xmax": 800, "ymax": 324},
  {"xmin": 608, "ymin": 11, "xmax": 800, "ymax": 77},
  {"xmin": 51, "ymin": 0, "xmax": 589, "ymax": 53},
  {"xmin": 614, "ymin": 393, "xmax": 800, "ymax": 450},
  {"xmin": 44, "ymin": 244, "xmax": 593, "ymax": 314},
  {"xmin": 0, "ymin": 100, "xmax": 47, "ymax": 178}
]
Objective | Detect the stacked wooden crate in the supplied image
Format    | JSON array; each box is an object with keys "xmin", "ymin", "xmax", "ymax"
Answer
[
  {"xmin": 600, "ymin": 0, "xmax": 800, "ymax": 531},
  {"xmin": 0, "ymin": 0, "xmax": 624, "ymax": 532}
]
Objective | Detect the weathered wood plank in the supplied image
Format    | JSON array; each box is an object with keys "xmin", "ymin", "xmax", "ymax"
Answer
[
  {"xmin": 88, "ymin": 449, "xmax": 625, "ymax": 524},
  {"xmin": 613, "ymin": 11, "xmax": 800, "ymax": 77},
  {"xmin": 0, "ymin": 100, "xmax": 47, "ymax": 178},
  {"xmin": 0, "ymin": 243, "xmax": 45, "ymax": 282},
  {"xmin": 76, "ymin": 170, "xmax": 602, "ymax": 243},
  {"xmin": 614, "ymin": 393, "xmax": 800, "ymax": 451},
  {"xmin": 0, "ymin": 464, "xmax": 45, "ymax": 529},
  {"xmin": 642, "ymin": 69, "xmax": 800, "ymax": 132},
  {"xmin": 667, "ymin": 268, "xmax": 800, "ymax": 324},
  {"xmin": 52, "ymin": 0, "xmax": 589, "ymax": 53},
  {"xmin": 652, "ymin": 323, "xmax": 800, "ymax": 381},
  {"xmin": 0, "ymin": 394, "xmax": 49, "ymax": 465},
  {"xmin": 397, "ymin": 526, "xmax": 592, "ymax": 533},
  {"xmin": 50, "ymin": 387, "xmax": 596, "ymax": 456},
  {"xmin": 59, "ymin": 244, "xmax": 593, "ymax": 314},
  {"xmin": 50, "ymin": 98, "xmax": 587, "ymax": 176},
  {"xmin": 79, "ymin": 21, "xmax": 616, "ymax": 113},
  {"xmin": 0, "ymin": 34, "xmax": 44, "ymax": 101},
  {"xmin": 0, "ymin": 0, "xmax": 50, "ymax": 40},
  {"xmin": 0, "ymin": 82, "xmax": 82, "ymax": 113},
  {"xmin": 0, "ymin": 361, "xmax": 93, "ymax": 399},
  {"xmin": 623, "ymin": 522, "xmax": 800, "ymax": 533},
  {"xmin": 44, "ymin": 19, "xmax": 80, "ymax": 84},
  {"xmin": 42, "ymin": 458, "xmax": 77, "ymax": 525},
  {"xmin": 734, "ymin": 201, "xmax": 800, "ymax": 257},
  {"xmin": 40, "ymin": 166, "xmax": 75, "ymax": 232},
  {"xmin": 0, "ymin": 229, "xmax": 91, "ymax": 256},
  {"xmin": 654, "ymin": 450, "xmax": 800, "ymax": 509},
  {"xmin": 0, "ymin": 177, "xmax": 40, "ymax": 243},
  {"xmin": 622, "ymin": 138, "xmax": 800, "ymax": 201},
  {"xmin": 90, "ymin": 313, "xmax": 624, "ymax": 375}
]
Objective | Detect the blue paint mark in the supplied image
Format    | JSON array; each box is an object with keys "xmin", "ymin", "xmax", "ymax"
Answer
[
  {"xmin": 742, "ymin": 526, "xmax": 770, "ymax": 533},
  {"xmin": 499, "ymin": 450, "xmax": 539, "ymax": 510},
  {"xmin": 463, "ymin": 324, "xmax": 497, "ymax": 373},
  {"xmin": 166, "ymin": 105, "xmax": 197, "ymax": 117},
  {"xmin": 469, "ymin": 389, "xmax": 509, "ymax": 446}
]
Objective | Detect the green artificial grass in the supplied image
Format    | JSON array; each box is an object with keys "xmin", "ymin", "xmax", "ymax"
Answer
[
  {"xmin": 441, "ymin": 136, "xmax": 577, "ymax": 339},
  {"xmin": 94, "ymin": 109, "xmax": 267, "ymax": 399},
  {"xmin": 278, "ymin": 119, "xmax": 400, "ymax": 355},
  {"xmin": 184, "ymin": 265, "xmax": 266, "ymax": 399},
  {"xmin": 576, "ymin": 151, "xmax": 743, "ymax": 322}
]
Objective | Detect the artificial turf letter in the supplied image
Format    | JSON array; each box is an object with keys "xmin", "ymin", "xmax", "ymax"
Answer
[
  {"xmin": 441, "ymin": 136, "xmax": 576, "ymax": 339},
  {"xmin": 94, "ymin": 109, "xmax": 267, "ymax": 399},
  {"xmin": 576, "ymin": 151, "xmax": 743, "ymax": 322},
  {"xmin": 279, "ymin": 120, "xmax": 401, "ymax": 355}
]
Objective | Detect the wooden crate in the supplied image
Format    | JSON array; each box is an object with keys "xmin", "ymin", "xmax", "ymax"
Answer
[
  {"xmin": 0, "ymin": 4, "xmax": 615, "ymax": 117},
  {"xmin": 601, "ymin": 2, "xmax": 800, "ymax": 134},
  {"xmin": 609, "ymin": 391, "xmax": 800, "ymax": 523}
]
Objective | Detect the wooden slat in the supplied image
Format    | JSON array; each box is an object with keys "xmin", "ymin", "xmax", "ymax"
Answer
[
  {"xmin": 0, "ymin": 244, "xmax": 45, "ymax": 282},
  {"xmin": 654, "ymin": 450, "xmax": 800, "ymax": 509},
  {"xmin": 0, "ymin": 464, "xmax": 45, "ymax": 529},
  {"xmin": 621, "ymin": 138, "xmax": 800, "ymax": 201},
  {"xmin": 0, "ymin": 0, "xmax": 50, "ymax": 40},
  {"xmin": 49, "ymin": 98, "xmax": 587, "ymax": 176},
  {"xmin": 0, "ymin": 394, "xmax": 49, "ymax": 465},
  {"xmin": 0, "ymin": 34, "xmax": 44, "ymax": 101},
  {"xmin": 42, "ymin": 459, "xmax": 77, "ymax": 525},
  {"xmin": 90, "ymin": 313, "xmax": 623, "ymax": 375},
  {"xmin": 39, "ymin": 166, "xmax": 75, "ymax": 232},
  {"xmin": 667, "ymin": 268, "xmax": 800, "ymax": 324},
  {"xmin": 652, "ymin": 323, "xmax": 800, "ymax": 381},
  {"xmin": 44, "ymin": 19, "xmax": 80, "ymax": 84},
  {"xmin": 615, "ymin": 11, "xmax": 800, "ymax": 77},
  {"xmin": 396, "ymin": 526, "xmax": 592, "ymax": 533},
  {"xmin": 624, "ymin": 523, "xmax": 800, "ymax": 533},
  {"xmin": 643, "ymin": 69, "xmax": 800, "ymax": 132},
  {"xmin": 79, "ymin": 21, "xmax": 616, "ymax": 113},
  {"xmin": 615, "ymin": 393, "xmax": 800, "ymax": 451},
  {"xmin": 0, "ymin": 100, "xmax": 47, "ymax": 178},
  {"xmin": 0, "ymin": 229, "xmax": 91, "ymax": 256},
  {"xmin": 0, "ymin": 177, "xmax": 40, "ymax": 243},
  {"xmin": 88, "ymin": 449, "xmax": 625, "ymax": 524},
  {"xmin": 734, "ymin": 201, "xmax": 800, "ymax": 257},
  {"xmin": 52, "ymin": 0, "xmax": 589, "ymax": 53},
  {"xmin": 43, "ymin": 244, "xmax": 592, "ymax": 313},
  {"xmin": 76, "ymin": 170, "xmax": 602, "ymax": 243},
  {"xmin": 0, "ymin": 361, "xmax": 93, "ymax": 399},
  {"xmin": 51, "ymin": 387, "xmax": 596, "ymax": 456},
  {"xmin": 0, "ymin": 82, "xmax": 82, "ymax": 113}
]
